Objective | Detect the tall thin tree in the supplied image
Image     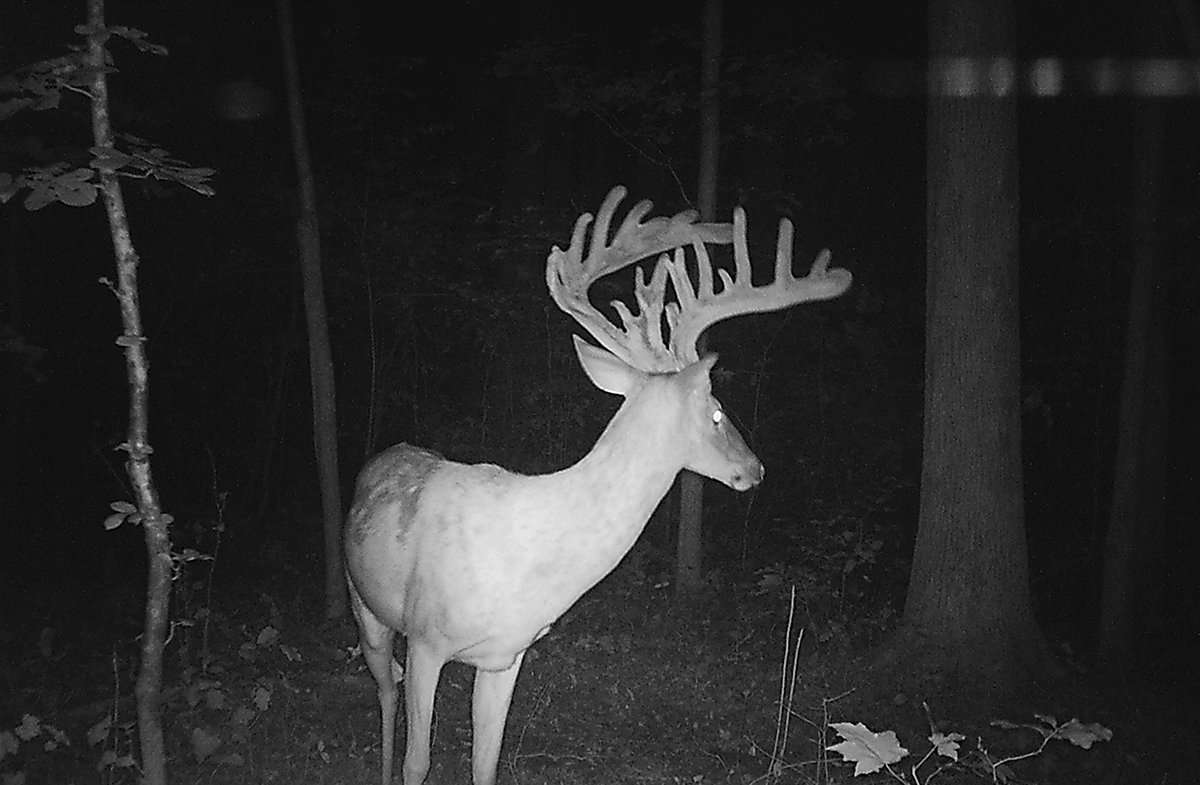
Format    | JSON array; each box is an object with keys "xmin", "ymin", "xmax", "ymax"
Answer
[
  {"xmin": 277, "ymin": 0, "xmax": 345, "ymax": 618},
  {"xmin": 87, "ymin": 2, "xmax": 171, "ymax": 780},
  {"xmin": 675, "ymin": 0, "xmax": 723, "ymax": 596},
  {"xmin": 1098, "ymin": 4, "xmax": 1169, "ymax": 671},
  {"xmin": 7, "ymin": 9, "xmax": 212, "ymax": 784}
]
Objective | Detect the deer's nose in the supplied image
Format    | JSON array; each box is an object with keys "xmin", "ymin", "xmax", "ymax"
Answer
[{"xmin": 731, "ymin": 460, "xmax": 764, "ymax": 491}]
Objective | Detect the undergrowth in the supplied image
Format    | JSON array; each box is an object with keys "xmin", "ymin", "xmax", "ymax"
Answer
[{"xmin": 0, "ymin": 481, "xmax": 1148, "ymax": 785}]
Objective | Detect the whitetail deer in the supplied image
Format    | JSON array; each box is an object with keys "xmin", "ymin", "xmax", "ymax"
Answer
[{"xmin": 344, "ymin": 186, "xmax": 851, "ymax": 785}]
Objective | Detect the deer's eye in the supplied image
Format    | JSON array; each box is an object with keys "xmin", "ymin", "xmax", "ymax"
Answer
[{"xmin": 711, "ymin": 408, "xmax": 724, "ymax": 427}]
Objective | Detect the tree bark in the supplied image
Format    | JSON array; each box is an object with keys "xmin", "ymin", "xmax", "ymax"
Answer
[
  {"xmin": 277, "ymin": 0, "xmax": 345, "ymax": 619},
  {"xmin": 675, "ymin": 0, "xmax": 722, "ymax": 597},
  {"xmin": 897, "ymin": 0, "xmax": 1048, "ymax": 690},
  {"xmin": 86, "ymin": 1, "xmax": 170, "ymax": 781}
]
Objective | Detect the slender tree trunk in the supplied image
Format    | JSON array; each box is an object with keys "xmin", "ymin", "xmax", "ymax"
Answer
[
  {"xmin": 277, "ymin": 0, "xmax": 345, "ymax": 619},
  {"xmin": 86, "ymin": 1, "xmax": 170, "ymax": 781},
  {"xmin": 253, "ymin": 293, "xmax": 298, "ymax": 523},
  {"xmin": 898, "ymin": 0, "xmax": 1048, "ymax": 688},
  {"xmin": 675, "ymin": 0, "xmax": 722, "ymax": 597},
  {"xmin": 2, "ymin": 211, "xmax": 22, "ymax": 506},
  {"xmin": 1099, "ymin": 94, "xmax": 1166, "ymax": 673}
]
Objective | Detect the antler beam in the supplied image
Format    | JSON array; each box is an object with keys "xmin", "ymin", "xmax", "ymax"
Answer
[
  {"xmin": 547, "ymin": 186, "xmax": 852, "ymax": 371},
  {"xmin": 663, "ymin": 206, "xmax": 853, "ymax": 364},
  {"xmin": 546, "ymin": 186, "xmax": 732, "ymax": 372}
]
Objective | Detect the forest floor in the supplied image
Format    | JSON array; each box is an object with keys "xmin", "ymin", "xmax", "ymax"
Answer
[{"xmin": 2, "ymin": 486, "xmax": 1193, "ymax": 785}]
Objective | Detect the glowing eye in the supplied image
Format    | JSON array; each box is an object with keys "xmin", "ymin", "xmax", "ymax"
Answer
[{"xmin": 711, "ymin": 409, "xmax": 724, "ymax": 426}]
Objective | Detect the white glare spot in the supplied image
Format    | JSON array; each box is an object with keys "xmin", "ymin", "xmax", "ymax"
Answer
[
  {"xmin": 989, "ymin": 57, "xmax": 1016, "ymax": 95},
  {"xmin": 1030, "ymin": 58, "xmax": 1063, "ymax": 96}
]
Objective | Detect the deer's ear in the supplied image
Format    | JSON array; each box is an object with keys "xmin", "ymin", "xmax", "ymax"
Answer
[
  {"xmin": 573, "ymin": 335, "xmax": 645, "ymax": 396},
  {"xmin": 678, "ymin": 353, "xmax": 718, "ymax": 390}
]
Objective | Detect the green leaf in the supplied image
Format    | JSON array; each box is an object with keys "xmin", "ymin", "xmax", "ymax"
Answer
[
  {"xmin": 23, "ymin": 184, "xmax": 54, "ymax": 211},
  {"xmin": 1055, "ymin": 719, "xmax": 1113, "ymax": 749},
  {"xmin": 91, "ymin": 147, "xmax": 134, "ymax": 173},
  {"xmin": 0, "ymin": 172, "xmax": 20, "ymax": 204},
  {"xmin": 0, "ymin": 729, "xmax": 19, "ymax": 760},
  {"xmin": 190, "ymin": 727, "xmax": 222, "ymax": 762},
  {"xmin": 826, "ymin": 722, "xmax": 908, "ymax": 776},
  {"xmin": 183, "ymin": 182, "xmax": 215, "ymax": 197},
  {"xmin": 15, "ymin": 716, "xmax": 40, "ymax": 742},
  {"xmin": 58, "ymin": 182, "xmax": 96, "ymax": 206},
  {"xmin": 96, "ymin": 748, "xmax": 118, "ymax": 771},
  {"xmin": 253, "ymin": 685, "xmax": 272, "ymax": 711},
  {"xmin": 231, "ymin": 705, "xmax": 257, "ymax": 726},
  {"xmin": 930, "ymin": 731, "xmax": 964, "ymax": 761},
  {"xmin": 86, "ymin": 716, "xmax": 112, "ymax": 746}
]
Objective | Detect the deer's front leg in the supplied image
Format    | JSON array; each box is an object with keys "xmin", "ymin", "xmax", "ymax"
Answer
[
  {"xmin": 403, "ymin": 641, "xmax": 446, "ymax": 785},
  {"xmin": 470, "ymin": 651, "xmax": 526, "ymax": 785}
]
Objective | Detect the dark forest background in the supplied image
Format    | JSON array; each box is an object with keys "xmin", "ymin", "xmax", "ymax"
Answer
[
  {"xmin": 1, "ymin": 0, "xmax": 1198, "ymax": 781},
  {"xmin": 5, "ymin": 0, "xmax": 1196, "ymax": 645}
]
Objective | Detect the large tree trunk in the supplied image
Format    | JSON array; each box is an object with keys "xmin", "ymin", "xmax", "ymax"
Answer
[
  {"xmin": 675, "ymin": 0, "xmax": 722, "ymax": 596},
  {"xmin": 894, "ymin": 0, "xmax": 1049, "ymax": 691},
  {"xmin": 277, "ymin": 0, "xmax": 345, "ymax": 619}
]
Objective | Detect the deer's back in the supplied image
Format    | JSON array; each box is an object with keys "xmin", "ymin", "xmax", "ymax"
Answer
[{"xmin": 344, "ymin": 444, "xmax": 555, "ymax": 666}]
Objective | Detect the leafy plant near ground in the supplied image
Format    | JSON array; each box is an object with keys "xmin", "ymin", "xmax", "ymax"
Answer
[
  {"xmin": 0, "ymin": 621, "xmax": 294, "ymax": 784},
  {"xmin": 761, "ymin": 576, "xmax": 1115, "ymax": 785},
  {"xmin": 824, "ymin": 713, "xmax": 1112, "ymax": 784},
  {"xmin": 0, "ymin": 715, "xmax": 72, "ymax": 784},
  {"xmin": 0, "ymin": 540, "xmax": 1140, "ymax": 785}
]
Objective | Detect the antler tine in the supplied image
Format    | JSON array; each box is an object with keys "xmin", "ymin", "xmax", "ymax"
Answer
[
  {"xmin": 547, "ymin": 186, "xmax": 733, "ymax": 372},
  {"xmin": 585, "ymin": 186, "xmax": 637, "ymax": 275},
  {"xmin": 665, "ymin": 206, "xmax": 853, "ymax": 361},
  {"xmin": 630, "ymin": 261, "xmax": 672, "ymax": 361}
]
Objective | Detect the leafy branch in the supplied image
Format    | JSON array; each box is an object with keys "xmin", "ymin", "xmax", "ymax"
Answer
[
  {"xmin": 0, "ymin": 25, "xmax": 213, "ymax": 210},
  {"xmin": 825, "ymin": 711, "xmax": 1112, "ymax": 784}
]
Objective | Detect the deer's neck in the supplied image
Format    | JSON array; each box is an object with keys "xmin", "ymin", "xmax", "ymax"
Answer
[{"xmin": 534, "ymin": 379, "xmax": 685, "ymax": 588}]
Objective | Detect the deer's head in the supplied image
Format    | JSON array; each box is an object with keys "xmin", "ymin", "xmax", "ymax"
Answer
[
  {"xmin": 570, "ymin": 333, "xmax": 763, "ymax": 490},
  {"xmin": 546, "ymin": 186, "xmax": 852, "ymax": 492}
]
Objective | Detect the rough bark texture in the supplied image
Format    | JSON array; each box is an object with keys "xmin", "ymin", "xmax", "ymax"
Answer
[
  {"xmin": 277, "ymin": 0, "xmax": 345, "ymax": 619},
  {"xmin": 890, "ymin": 0, "xmax": 1049, "ymax": 696},
  {"xmin": 675, "ymin": 0, "xmax": 723, "ymax": 596}
]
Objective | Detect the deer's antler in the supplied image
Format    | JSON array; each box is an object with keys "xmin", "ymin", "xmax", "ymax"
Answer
[
  {"xmin": 662, "ymin": 207, "xmax": 853, "ymax": 364},
  {"xmin": 546, "ymin": 185, "xmax": 732, "ymax": 372},
  {"xmin": 547, "ymin": 186, "xmax": 852, "ymax": 371}
]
